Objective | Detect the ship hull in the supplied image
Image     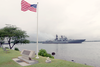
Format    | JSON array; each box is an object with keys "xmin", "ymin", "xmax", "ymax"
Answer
[{"xmin": 68, "ymin": 39, "xmax": 85, "ymax": 43}]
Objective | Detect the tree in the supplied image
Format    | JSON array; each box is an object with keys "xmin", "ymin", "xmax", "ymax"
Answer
[
  {"xmin": 0, "ymin": 25, "xmax": 30, "ymax": 49},
  {"xmin": 0, "ymin": 29, "xmax": 5, "ymax": 47}
]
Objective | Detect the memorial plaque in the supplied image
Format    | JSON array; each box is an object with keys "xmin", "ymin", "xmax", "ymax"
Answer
[
  {"xmin": 17, "ymin": 49, "xmax": 38, "ymax": 65},
  {"xmin": 22, "ymin": 50, "xmax": 30, "ymax": 55}
]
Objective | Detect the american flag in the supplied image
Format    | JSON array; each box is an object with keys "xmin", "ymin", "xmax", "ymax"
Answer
[{"xmin": 21, "ymin": 0, "xmax": 37, "ymax": 12}]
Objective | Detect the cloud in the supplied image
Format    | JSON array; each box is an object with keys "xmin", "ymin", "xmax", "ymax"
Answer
[{"xmin": 0, "ymin": 0, "xmax": 100, "ymax": 41}]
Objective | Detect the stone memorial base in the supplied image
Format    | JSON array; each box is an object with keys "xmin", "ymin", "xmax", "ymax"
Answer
[
  {"xmin": 45, "ymin": 60, "xmax": 51, "ymax": 63},
  {"xmin": 13, "ymin": 57, "xmax": 38, "ymax": 66},
  {"xmin": 45, "ymin": 57, "xmax": 51, "ymax": 63},
  {"xmin": 18, "ymin": 56, "xmax": 38, "ymax": 64}
]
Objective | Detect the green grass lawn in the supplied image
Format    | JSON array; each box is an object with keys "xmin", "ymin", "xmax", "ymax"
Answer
[{"xmin": 0, "ymin": 48, "xmax": 93, "ymax": 67}]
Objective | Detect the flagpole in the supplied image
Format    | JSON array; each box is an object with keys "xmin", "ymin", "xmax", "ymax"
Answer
[{"xmin": 36, "ymin": 2, "xmax": 39, "ymax": 59}]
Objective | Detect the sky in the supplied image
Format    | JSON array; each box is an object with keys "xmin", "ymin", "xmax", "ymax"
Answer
[{"xmin": 0, "ymin": 0, "xmax": 100, "ymax": 41}]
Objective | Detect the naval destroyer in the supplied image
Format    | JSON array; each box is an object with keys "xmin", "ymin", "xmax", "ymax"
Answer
[{"xmin": 42, "ymin": 35, "xmax": 85, "ymax": 44}]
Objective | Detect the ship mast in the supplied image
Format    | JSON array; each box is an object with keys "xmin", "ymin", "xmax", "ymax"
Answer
[{"xmin": 55, "ymin": 35, "xmax": 58, "ymax": 41}]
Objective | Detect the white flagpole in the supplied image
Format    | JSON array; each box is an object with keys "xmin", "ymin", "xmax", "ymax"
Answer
[{"xmin": 36, "ymin": 2, "xmax": 39, "ymax": 59}]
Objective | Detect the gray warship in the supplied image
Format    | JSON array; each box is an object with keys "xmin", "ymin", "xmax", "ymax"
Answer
[{"xmin": 42, "ymin": 35, "xmax": 85, "ymax": 44}]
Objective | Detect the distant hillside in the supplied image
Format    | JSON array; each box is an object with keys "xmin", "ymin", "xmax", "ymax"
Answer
[
  {"xmin": 85, "ymin": 40, "xmax": 100, "ymax": 42},
  {"xmin": 30, "ymin": 41, "xmax": 43, "ymax": 43}
]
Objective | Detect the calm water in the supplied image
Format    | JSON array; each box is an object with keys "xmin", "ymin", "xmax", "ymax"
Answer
[{"xmin": 3, "ymin": 42, "xmax": 100, "ymax": 67}]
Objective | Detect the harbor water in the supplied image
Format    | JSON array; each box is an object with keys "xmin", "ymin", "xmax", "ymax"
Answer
[{"xmin": 3, "ymin": 42, "xmax": 100, "ymax": 67}]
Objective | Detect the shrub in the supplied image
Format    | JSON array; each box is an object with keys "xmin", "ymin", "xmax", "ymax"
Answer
[
  {"xmin": 46, "ymin": 54, "xmax": 54, "ymax": 59},
  {"xmin": 38, "ymin": 49, "xmax": 54, "ymax": 59},
  {"xmin": 38, "ymin": 49, "xmax": 47, "ymax": 57},
  {"xmin": 14, "ymin": 47, "xmax": 19, "ymax": 51},
  {"xmin": 51, "ymin": 56, "xmax": 54, "ymax": 59}
]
